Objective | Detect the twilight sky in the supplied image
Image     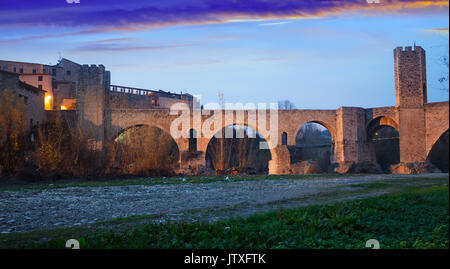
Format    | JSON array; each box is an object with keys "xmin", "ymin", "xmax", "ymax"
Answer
[{"xmin": 0, "ymin": 0, "xmax": 448, "ymax": 109}]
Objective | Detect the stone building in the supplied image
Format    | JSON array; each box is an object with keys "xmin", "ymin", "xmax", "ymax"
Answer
[
  {"xmin": 0, "ymin": 58, "xmax": 85, "ymax": 110},
  {"xmin": 0, "ymin": 57, "xmax": 195, "ymax": 149},
  {"xmin": 0, "ymin": 70, "xmax": 46, "ymax": 130},
  {"xmin": 0, "ymin": 60, "xmax": 55, "ymax": 110},
  {"xmin": 0, "ymin": 58, "xmax": 195, "ymax": 112}
]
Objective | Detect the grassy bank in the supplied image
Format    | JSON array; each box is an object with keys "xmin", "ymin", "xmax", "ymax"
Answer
[{"xmin": 16, "ymin": 184, "xmax": 449, "ymax": 249}]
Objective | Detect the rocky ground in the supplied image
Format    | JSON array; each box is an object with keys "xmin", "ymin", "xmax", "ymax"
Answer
[{"xmin": 0, "ymin": 173, "xmax": 448, "ymax": 234}]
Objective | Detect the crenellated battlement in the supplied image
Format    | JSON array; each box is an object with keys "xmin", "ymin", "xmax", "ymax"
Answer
[
  {"xmin": 80, "ymin": 64, "xmax": 105, "ymax": 73},
  {"xmin": 394, "ymin": 46, "xmax": 425, "ymax": 53}
]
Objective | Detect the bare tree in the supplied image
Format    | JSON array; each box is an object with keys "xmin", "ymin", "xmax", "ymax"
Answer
[
  {"xmin": 278, "ymin": 100, "xmax": 296, "ymax": 110},
  {"xmin": 437, "ymin": 36, "xmax": 449, "ymax": 92},
  {"xmin": 0, "ymin": 90, "xmax": 28, "ymax": 174},
  {"xmin": 218, "ymin": 92, "xmax": 224, "ymax": 109},
  {"xmin": 296, "ymin": 123, "xmax": 330, "ymax": 147},
  {"xmin": 439, "ymin": 51, "xmax": 449, "ymax": 92}
]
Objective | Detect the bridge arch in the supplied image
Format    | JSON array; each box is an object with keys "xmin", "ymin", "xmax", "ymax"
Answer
[
  {"xmin": 426, "ymin": 129, "xmax": 449, "ymax": 172},
  {"xmin": 366, "ymin": 116, "xmax": 399, "ymax": 139},
  {"xmin": 427, "ymin": 125, "xmax": 450, "ymax": 158},
  {"xmin": 293, "ymin": 120, "xmax": 336, "ymax": 146},
  {"xmin": 112, "ymin": 124, "xmax": 181, "ymax": 172},
  {"xmin": 293, "ymin": 121, "xmax": 335, "ymax": 171},
  {"xmin": 204, "ymin": 123, "xmax": 279, "ymax": 174},
  {"xmin": 113, "ymin": 119, "xmax": 174, "ymax": 138},
  {"xmin": 366, "ymin": 116, "xmax": 400, "ymax": 171},
  {"xmin": 112, "ymin": 118, "xmax": 183, "ymax": 147}
]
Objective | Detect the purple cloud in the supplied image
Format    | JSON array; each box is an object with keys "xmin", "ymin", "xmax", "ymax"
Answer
[
  {"xmin": 0, "ymin": 28, "xmax": 107, "ymax": 45},
  {"xmin": 72, "ymin": 42, "xmax": 199, "ymax": 53},
  {"xmin": 0, "ymin": 0, "xmax": 447, "ymax": 30}
]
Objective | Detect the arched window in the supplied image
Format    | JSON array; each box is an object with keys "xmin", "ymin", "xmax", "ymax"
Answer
[
  {"xmin": 189, "ymin": 129, "xmax": 197, "ymax": 152},
  {"xmin": 282, "ymin": 132, "xmax": 288, "ymax": 145}
]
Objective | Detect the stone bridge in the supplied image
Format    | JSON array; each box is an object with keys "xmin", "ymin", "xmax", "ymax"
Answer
[
  {"xmin": 108, "ymin": 108, "xmax": 340, "ymax": 174},
  {"xmin": 76, "ymin": 46, "xmax": 449, "ymax": 174}
]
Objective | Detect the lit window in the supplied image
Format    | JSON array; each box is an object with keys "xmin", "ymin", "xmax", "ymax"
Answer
[{"xmin": 45, "ymin": 95, "xmax": 52, "ymax": 110}]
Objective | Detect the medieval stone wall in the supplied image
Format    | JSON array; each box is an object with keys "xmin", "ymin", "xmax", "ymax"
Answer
[{"xmin": 110, "ymin": 91, "xmax": 155, "ymax": 109}]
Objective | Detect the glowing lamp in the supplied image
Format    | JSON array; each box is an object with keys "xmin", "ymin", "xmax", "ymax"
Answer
[{"xmin": 45, "ymin": 95, "xmax": 52, "ymax": 110}]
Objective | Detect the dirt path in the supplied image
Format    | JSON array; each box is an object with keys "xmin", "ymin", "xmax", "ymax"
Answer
[{"xmin": 0, "ymin": 173, "xmax": 447, "ymax": 234}]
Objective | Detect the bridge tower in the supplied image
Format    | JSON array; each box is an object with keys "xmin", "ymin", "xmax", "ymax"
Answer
[
  {"xmin": 394, "ymin": 46, "xmax": 427, "ymax": 163},
  {"xmin": 76, "ymin": 64, "xmax": 111, "ymax": 150}
]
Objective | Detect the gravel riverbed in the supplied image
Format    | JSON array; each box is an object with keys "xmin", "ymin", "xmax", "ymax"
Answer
[{"xmin": 0, "ymin": 173, "xmax": 447, "ymax": 234}]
